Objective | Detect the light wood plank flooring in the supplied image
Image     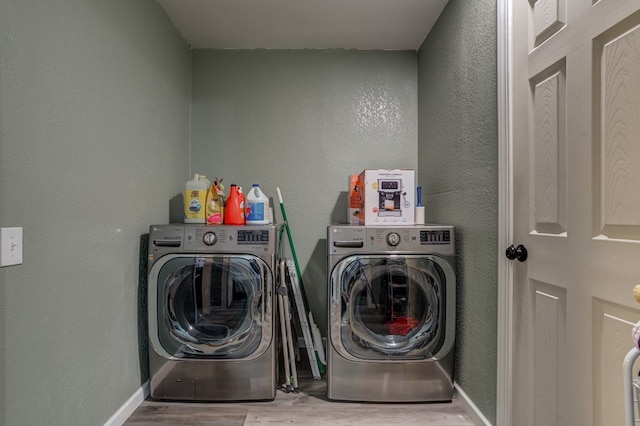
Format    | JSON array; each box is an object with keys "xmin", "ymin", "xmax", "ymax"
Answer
[{"xmin": 125, "ymin": 372, "xmax": 478, "ymax": 425}]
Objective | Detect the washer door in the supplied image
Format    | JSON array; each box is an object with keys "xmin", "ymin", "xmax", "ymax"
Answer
[
  {"xmin": 330, "ymin": 255, "xmax": 455, "ymax": 361},
  {"xmin": 149, "ymin": 254, "xmax": 272, "ymax": 360}
]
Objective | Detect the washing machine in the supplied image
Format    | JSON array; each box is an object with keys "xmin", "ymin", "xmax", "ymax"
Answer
[
  {"xmin": 327, "ymin": 225, "xmax": 456, "ymax": 402},
  {"xmin": 147, "ymin": 224, "xmax": 277, "ymax": 401}
]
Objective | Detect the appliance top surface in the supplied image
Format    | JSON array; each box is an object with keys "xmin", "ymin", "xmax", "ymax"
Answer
[
  {"xmin": 329, "ymin": 224, "xmax": 453, "ymax": 230},
  {"xmin": 328, "ymin": 224, "xmax": 454, "ymax": 255},
  {"xmin": 148, "ymin": 224, "xmax": 277, "ymax": 256}
]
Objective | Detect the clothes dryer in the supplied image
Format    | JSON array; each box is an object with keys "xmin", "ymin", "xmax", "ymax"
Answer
[
  {"xmin": 327, "ymin": 225, "xmax": 456, "ymax": 402},
  {"xmin": 147, "ymin": 224, "xmax": 277, "ymax": 401}
]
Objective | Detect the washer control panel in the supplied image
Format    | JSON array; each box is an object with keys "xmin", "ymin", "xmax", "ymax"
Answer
[
  {"xmin": 149, "ymin": 224, "xmax": 277, "ymax": 257},
  {"xmin": 328, "ymin": 225, "xmax": 454, "ymax": 255}
]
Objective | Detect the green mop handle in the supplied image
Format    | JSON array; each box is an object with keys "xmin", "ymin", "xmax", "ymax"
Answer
[{"xmin": 276, "ymin": 187, "xmax": 310, "ymax": 311}]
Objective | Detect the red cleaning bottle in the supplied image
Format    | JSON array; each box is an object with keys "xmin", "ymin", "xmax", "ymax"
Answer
[{"xmin": 224, "ymin": 184, "xmax": 245, "ymax": 225}]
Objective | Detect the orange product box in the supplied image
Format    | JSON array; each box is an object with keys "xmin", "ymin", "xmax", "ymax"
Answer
[{"xmin": 348, "ymin": 174, "xmax": 363, "ymax": 225}]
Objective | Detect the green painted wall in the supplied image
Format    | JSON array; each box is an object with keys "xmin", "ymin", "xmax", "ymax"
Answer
[
  {"xmin": 0, "ymin": 1, "xmax": 191, "ymax": 424},
  {"xmin": 1, "ymin": 1, "xmax": 498, "ymax": 422},
  {"xmin": 418, "ymin": 0, "xmax": 498, "ymax": 423},
  {"xmin": 190, "ymin": 49, "xmax": 418, "ymax": 334}
]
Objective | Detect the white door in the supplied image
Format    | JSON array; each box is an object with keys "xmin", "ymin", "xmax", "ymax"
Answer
[{"xmin": 509, "ymin": 1, "xmax": 640, "ymax": 425}]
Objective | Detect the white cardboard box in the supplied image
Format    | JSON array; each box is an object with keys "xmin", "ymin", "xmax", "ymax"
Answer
[{"xmin": 358, "ymin": 169, "xmax": 415, "ymax": 225}]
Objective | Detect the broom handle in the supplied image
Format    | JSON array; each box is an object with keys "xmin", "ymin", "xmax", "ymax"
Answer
[{"xmin": 276, "ymin": 187, "xmax": 310, "ymax": 311}]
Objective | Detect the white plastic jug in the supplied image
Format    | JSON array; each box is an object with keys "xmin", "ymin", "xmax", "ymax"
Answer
[{"xmin": 245, "ymin": 184, "xmax": 269, "ymax": 225}]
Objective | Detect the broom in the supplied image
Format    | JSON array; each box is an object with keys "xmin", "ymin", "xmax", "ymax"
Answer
[{"xmin": 276, "ymin": 188, "xmax": 326, "ymax": 374}]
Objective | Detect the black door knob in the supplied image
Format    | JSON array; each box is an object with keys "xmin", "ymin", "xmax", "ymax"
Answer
[{"xmin": 505, "ymin": 244, "xmax": 528, "ymax": 262}]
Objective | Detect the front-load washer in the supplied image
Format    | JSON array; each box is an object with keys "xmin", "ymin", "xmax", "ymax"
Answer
[
  {"xmin": 147, "ymin": 224, "xmax": 277, "ymax": 401},
  {"xmin": 327, "ymin": 225, "xmax": 456, "ymax": 402}
]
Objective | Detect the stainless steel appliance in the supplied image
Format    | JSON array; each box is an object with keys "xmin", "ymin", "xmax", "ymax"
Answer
[
  {"xmin": 327, "ymin": 225, "xmax": 456, "ymax": 402},
  {"xmin": 147, "ymin": 224, "xmax": 277, "ymax": 401}
]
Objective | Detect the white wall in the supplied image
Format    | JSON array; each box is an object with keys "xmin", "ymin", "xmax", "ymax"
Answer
[{"xmin": 0, "ymin": 1, "xmax": 191, "ymax": 424}]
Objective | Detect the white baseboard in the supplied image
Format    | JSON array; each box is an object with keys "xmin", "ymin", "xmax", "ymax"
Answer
[
  {"xmin": 104, "ymin": 379, "xmax": 487, "ymax": 425},
  {"xmin": 454, "ymin": 382, "xmax": 492, "ymax": 426},
  {"xmin": 104, "ymin": 380, "xmax": 150, "ymax": 426}
]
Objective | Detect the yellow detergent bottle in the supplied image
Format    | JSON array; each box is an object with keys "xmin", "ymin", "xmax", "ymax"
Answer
[
  {"xmin": 206, "ymin": 179, "xmax": 225, "ymax": 225},
  {"xmin": 184, "ymin": 174, "xmax": 209, "ymax": 223}
]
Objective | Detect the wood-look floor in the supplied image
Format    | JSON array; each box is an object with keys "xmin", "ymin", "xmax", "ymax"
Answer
[{"xmin": 125, "ymin": 370, "xmax": 478, "ymax": 425}]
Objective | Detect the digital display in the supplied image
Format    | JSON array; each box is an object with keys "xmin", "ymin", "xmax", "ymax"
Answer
[
  {"xmin": 420, "ymin": 230, "xmax": 451, "ymax": 245},
  {"xmin": 380, "ymin": 180, "xmax": 399, "ymax": 190},
  {"xmin": 237, "ymin": 230, "xmax": 270, "ymax": 245}
]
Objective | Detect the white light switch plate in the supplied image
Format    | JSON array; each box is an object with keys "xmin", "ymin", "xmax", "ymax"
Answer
[{"xmin": 1, "ymin": 227, "xmax": 23, "ymax": 267}]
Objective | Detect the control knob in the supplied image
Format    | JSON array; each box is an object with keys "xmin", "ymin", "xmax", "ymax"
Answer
[
  {"xmin": 203, "ymin": 232, "xmax": 217, "ymax": 246},
  {"xmin": 386, "ymin": 232, "xmax": 401, "ymax": 247}
]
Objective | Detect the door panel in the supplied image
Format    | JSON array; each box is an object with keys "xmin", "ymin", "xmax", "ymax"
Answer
[
  {"xmin": 594, "ymin": 299, "xmax": 638, "ymax": 423},
  {"xmin": 596, "ymin": 15, "xmax": 640, "ymax": 239},
  {"xmin": 511, "ymin": 1, "xmax": 640, "ymax": 425},
  {"xmin": 532, "ymin": 60, "xmax": 567, "ymax": 235},
  {"xmin": 532, "ymin": 281, "xmax": 566, "ymax": 426}
]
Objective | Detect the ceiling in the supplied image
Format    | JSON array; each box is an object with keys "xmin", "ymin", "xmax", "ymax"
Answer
[{"xmin": 154, "ymin": 0, "xmax": 450, "ymax": 50}]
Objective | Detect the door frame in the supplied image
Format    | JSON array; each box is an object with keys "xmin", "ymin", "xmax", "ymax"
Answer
[{"xmin": 496, "ymin": 0, "xmax": 512, "ymax": 425}]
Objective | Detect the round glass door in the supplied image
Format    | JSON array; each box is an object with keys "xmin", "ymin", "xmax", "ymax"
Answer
[
  {"xmin": 330, "ymin": 255, "xmax": 453, "ymax": 360},
  {"xmin": 156, "ymin": 254, "xmax": 272, "ymax": 359}
]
